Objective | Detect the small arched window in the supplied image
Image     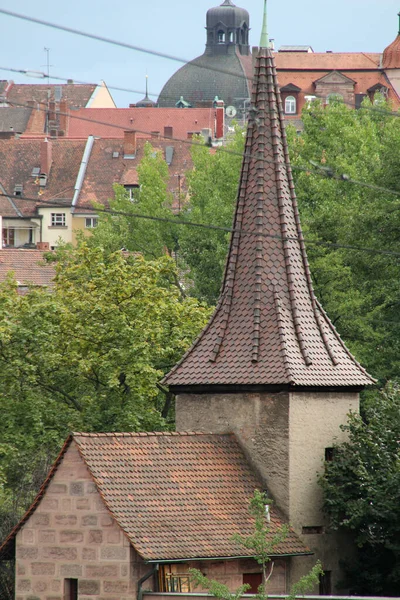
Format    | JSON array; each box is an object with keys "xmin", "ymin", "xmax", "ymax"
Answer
[
  {"xmin": 285, "ymin": 96, "xmax": 296, "ymax": 114},
  {"xmin": 228, "ymin": 31, "xmax": 233, "ymax": 43},
  {"xmin": 218, "ymin": 30, "xmax": 225, "ymax": 44}
]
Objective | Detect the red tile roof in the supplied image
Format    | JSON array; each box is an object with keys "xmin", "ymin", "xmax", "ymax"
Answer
[
  {"xmin": 163, "ymin": 48, "xmax": 375, "ymax": 390},
  {"xmin": 0, "ymin": 432, "xmax": 309, "ymax": 561},
  {"xmin": 65, "ymin": 107, "xmax": 217, "ymax": 140},
  {"xmin": 383, "ymin": 34, "xmax": 400, "ymax": 69},
  {"xmin": 5, "ymin": 82, "xmax": 97, "ymax": 109},
  {"xmin": 0, "ymin": 249, "xmax": 55, "ymax": 287}
]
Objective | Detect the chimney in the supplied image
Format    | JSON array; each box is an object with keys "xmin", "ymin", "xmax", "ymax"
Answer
[
  {"xmin": 40, "ymin": 138, "xmax": 52, "ymax": 176},
  {"xmin": 59, "ymin": 100, "xmax": 68, "ymax": 134},
  {"xmin": 36, "ymin": 241, "xmax": 50, "ymax": 251},
  {"xmin": 124, "ymin": 130, "xmax": 136, "ymax": 157},
  {"xmin": 214, "ymin": 98, "xmax": 225, "ymax": 139}
]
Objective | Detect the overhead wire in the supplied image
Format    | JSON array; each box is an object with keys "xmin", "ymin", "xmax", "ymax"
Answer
[
  {"xmin": 4, "ymin": 97, "xmax": 400, "ymax": 204},
  {"xmin": 1, "ymin": 190, "xmax": 400, "ymax": 259},
  {"xmin": 0, "ymin": 8, "xmax": 399, "ymax": 119}
]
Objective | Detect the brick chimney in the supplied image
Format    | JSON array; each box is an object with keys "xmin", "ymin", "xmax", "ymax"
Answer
[
  {"xmin": 215, "ymin": 99, "xmax": 224, "ymax": 139},
  {"xmin": 40, "ymin": 138, "xmax": 52, "ymax": 176},
  {"xmin": 124, "ymin": 130, "xmax": 136, "ymax": 157}
]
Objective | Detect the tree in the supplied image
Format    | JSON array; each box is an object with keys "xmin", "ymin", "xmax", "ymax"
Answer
[
  {"xmin": 91, "ymin": 141, "xmax": 178, "ymax": 258},
  {"xmin": 178, "ymin": 127, "xmax": 244, "ymax": 303},
  {"xmin": 190, "ymin": 490, "xmax": 322, "ymax": 600},
  {"xmin": 0, "ymin": 245, "xmax": 210, "ymax": 556},
  {"xmin": 320, "ymin": 383, "xmax": 400, "ymax": 596}
]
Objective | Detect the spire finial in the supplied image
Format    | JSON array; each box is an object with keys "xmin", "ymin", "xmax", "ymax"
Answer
[
  {"xmin": 145, "ymin": 74, "xmax": 149, "ymax": 99},
  {"xmin": 260, "ymin": 0, "xmax": 269, "ymax": 48},
  {"xmin": 398, "ymin": 11, "xmax": 400, "ymax": 35}
]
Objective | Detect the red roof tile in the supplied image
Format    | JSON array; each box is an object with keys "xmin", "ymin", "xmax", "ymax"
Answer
[
  {"xmin": 5, "ymin": 82, "xmax": 96, "ymax": 109},
  {"xmin": 0, "ymin": 432, "xmax": 309, "ymax": 561},
  {"xmin": 0, "ymin": 249, "xmax": 54, "ymax": 287},
  {"xmin": 163, "ymin": 48, "xmax": 375, "ymax": 390},
  {"xmin": 65, "ymin": 107, "xmax": 217, "ymax": 140}
]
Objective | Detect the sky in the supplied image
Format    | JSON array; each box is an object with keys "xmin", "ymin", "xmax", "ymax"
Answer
[{"xmin": 0, "ymin": 0, "xmax": 398, "ymax": 107}]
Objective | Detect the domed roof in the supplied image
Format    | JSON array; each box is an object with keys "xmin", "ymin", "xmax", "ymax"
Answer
[
  {"xmin": 157, "ymin": 52, "xmax": 251, "ymax": 109},
  {"xmin": 382, "ymin": 13, "xmax": 400, "ymax": 69},
  {"xmin": 136, "ymin": 94, "xmax": 157, "ymax": 108},
  {"xmin": 207, "ymin": 0, "xmax": 249, "ymax": 29}
]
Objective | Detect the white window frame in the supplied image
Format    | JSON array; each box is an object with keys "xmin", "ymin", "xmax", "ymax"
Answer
[
  {"xmin": 284, "ymin": 96, "xmax": 297, "ymax": 114},
  {"xmin": 50, "ymin": 213, "xmax": 66, "ymax": 227},
  {"xmin": 85, "ymin": 217, "xmax": 98, "ymax": 229}
]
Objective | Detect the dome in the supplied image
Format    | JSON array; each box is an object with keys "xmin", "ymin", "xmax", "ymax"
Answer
[
  {"xmin": 382, "ymin": 13, "xmax": 400, "ymax": 69},
  {"xmin": 157, "ymin": 0, "xmax": 252, "ymax": 108},
  {"xmin": 157, "ymin": 52, "xmax": 251, "ymax": 109},
  {"xmin": 206, "ymin": 0, "xmax": 249, "ymax": 31},
  {"xmin": 135, "ymin": 94, "xmax": 157, "ymax": 108},
  {"xmin": 383, "ymin": 34, "xmax": 400, "ymax": 69}
]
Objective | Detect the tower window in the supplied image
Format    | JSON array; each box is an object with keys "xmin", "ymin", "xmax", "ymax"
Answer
[
  {"xmin": 285, "ymin": 96, "xmax": 297, "ymax": 114},
  {"xmin": 218, "ymin": 30, "xmax": 225, "ymax": 44},
  {"xmin": 228, "ymin": 31, "xmax": 233, "ymax": 43}
]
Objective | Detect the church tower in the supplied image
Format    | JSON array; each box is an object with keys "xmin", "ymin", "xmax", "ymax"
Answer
[{"xmin": 162, "ymin": 1, "xmax": 375, "ymax": 591}]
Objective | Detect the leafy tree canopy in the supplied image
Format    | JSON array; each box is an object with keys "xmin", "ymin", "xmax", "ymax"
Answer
[{"xmin": 320, "ymin": 383, "xmax": 400, "ymax": 596}]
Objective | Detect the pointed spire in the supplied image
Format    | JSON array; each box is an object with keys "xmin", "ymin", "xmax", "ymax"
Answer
[
  {"xmin": 398, "ymin": 11, "xmax": 400, "ymax": 35},
  {"xmin": 163, "ymin": 45, "xmax": 375, "ymax": 391},
  {"xmin": 260, "ymin": 0, "xmax": 269, "ymax": 48}
]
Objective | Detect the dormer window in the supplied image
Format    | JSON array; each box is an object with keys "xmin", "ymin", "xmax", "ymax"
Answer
[
  {"xmin": 284, "ymin": 96, "xmax": 297, "ymax": 114},
  {"xmin": 218, "ymin": 30, "xmax": 225, "ymax": 44},
  {"xmin": 13, "ymin": 184, "xmax": 23, "ymax": 197}
]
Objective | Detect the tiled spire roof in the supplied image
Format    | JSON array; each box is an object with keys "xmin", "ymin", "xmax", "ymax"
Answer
[{"xmin": 163, "ymin": 47, "xmax": 375, "ymax": 390}]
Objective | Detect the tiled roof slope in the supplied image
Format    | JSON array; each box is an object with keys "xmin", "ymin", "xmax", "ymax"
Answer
[
  {"xmin": 0, "ymin": 107, "xmax": 32, "ymax": 133},
  {"xmin": 5, "ymin": 83, "xmax": 96, "ymax": 108},
  {"xmin": 66, "ymin": 107, "xmax": 217, "ymax": 139},
  {"xmin": 0, "ymin": 249, "xmax": 55, "ymax": 287},
  {"xmin": 0, "ymin": 432, "xmax": 309, "ymax": 561},
  {"xmin": 0, "ymin": 138, "xmax": 85, "ymax": 217},
  {"xmin": 163, "ymin": 48, "xmax": 375, "ymax": 390}
]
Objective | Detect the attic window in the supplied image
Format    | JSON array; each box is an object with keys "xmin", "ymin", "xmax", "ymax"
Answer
[
  {"xmin": 31, "ymin": 167, "xmax": 40, "ymax": 177},
  {"xmin": 13, "ymin": 184, "xmax": 23, "ymax": 197},
  {"xmin": 112, "ymin": 151, "xmax": 119, "ymax": 158}
]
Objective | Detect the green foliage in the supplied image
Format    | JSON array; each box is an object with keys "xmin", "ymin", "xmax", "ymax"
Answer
[
  {"xmin": 0, "ymin": 244, "xmax": 209, "ymax": 543},
  {"xmin": 91, "ymin": 142, "xmax": 178, "ymax": 258},
  {"xmin": 320, "ymin": 383, "xmax": 400, "ymax": 595},
  {"xmin": 190, "ymin": 490, "xmax": 322, "ymax": 600},
  {"xmin": 179, "ymin": 127, "xmax": 244, "ymax": 303},
  {"xmin": 287, "ymin": 98, "xmax": 400, "ymax": 382}
]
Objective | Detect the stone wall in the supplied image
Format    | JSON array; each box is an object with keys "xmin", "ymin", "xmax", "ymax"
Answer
[
  {"xmin": 15, "ymin": 441, "xmax": 152, "ymax": 600},
  {"xmin": 176, "ymin": 390, "xmax": 359, "ymax": 593}
]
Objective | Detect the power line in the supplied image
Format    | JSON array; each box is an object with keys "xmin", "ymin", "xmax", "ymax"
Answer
[
  {"xmin": 1, "ymin": 191, "xmax": 400, "ymax": 259},
  {"xmin": 0, "ymin": 9, "xmax": 399, "ymax": 119},
  {"xmin": 4, "ymin": 97, "xmax": 400, "ymax": 203}
]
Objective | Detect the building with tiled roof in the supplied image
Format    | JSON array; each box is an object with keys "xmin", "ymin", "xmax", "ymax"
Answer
[
  {"xmin": 0, "ymin": 432, "xmax": 308, "ymax": 598},
  {"xmin": 0, "ymin": 5, "xmax": 377, "ymax": 598},
  {"xmin": 158, "ymin": 4, "xmax": 400, "ymax": 125},
  {"xmin": 0, "ymin": 132, "xmax": 193, "ymax": 249},
  {"xmin": 162, "ymin": 7, "xmax": 375, "ymax": 593},
  {"xmin": 0, "ymin": 248, "xmax": 55, "ymax": 291},
  {"xmin": 0, "ymin": 80, "xmax": 116, "ymax": 137},
  {"xmin": 64, "ymin": 106, "xmax": 223, "ymax": 141}
]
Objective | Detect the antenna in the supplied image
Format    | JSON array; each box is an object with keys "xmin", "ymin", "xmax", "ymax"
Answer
[{"xmin": 42, "ymin": 47, "xmax": 54, "ymax": 81}]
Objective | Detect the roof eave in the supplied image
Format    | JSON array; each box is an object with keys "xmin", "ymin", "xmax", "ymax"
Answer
[{"xmin": 144, "ymin": 551, "xmax": 313, "ymax": 563}]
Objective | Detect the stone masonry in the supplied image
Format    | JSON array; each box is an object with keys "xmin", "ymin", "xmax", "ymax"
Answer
[{"xmin": 15, "ymin": 442, "xmax": 150, "ymax": 600}]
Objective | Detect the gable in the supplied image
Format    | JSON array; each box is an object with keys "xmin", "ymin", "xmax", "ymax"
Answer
[{"xmin": 314, "ymin": 70, "xmax": 356, "ymax": 86}]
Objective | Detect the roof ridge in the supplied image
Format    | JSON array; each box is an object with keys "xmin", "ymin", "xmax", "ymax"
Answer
[{"xmin": 72, "ymin": 430, "xmax": 226, "ymax": 438}]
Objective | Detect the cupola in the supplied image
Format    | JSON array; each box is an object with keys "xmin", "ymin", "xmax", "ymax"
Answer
[
  {"xmin": 382, "ymin": 12, "xmax": 400, "ymax": 69},
  {"xmin": 206, "ymin": 0, "xmax": 250, "ymax": 56}
]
